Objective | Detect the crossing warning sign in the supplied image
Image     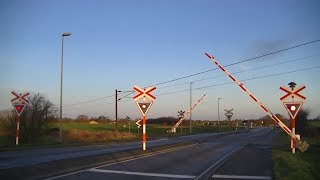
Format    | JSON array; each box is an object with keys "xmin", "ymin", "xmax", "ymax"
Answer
[
  {"xmin": 11, "ymin": 91, "xmax": 29, "ymax": 116},
  {"xmin": 13, "ymin": 104, "xmax": 26, "ymax": 116},
  {"xmin": 133, "ymin": 85, "xmax": 156, "ymax": 151},
  {"xmin": 10, "ymin": 91, "xmax": 30, "ymax": 146},
  {"xmin": 283, "ymin": 101, "xmax": 303, "ymax": 119},
  {"xmin": 280, "ymin": 85, "xmax": 306, "ymax": 101},
  {"xmin": 136, "ymin": 102, "xmax": 153, "ymax": 116},
  {"xmin": 133, "ymin": 86, "xmax": 156, "ymax": 101}
]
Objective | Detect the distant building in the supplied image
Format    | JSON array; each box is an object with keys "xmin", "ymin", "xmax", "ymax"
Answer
[{"xmin": 89, "ymin": 120, "xmax": 98, "ymax": 125}]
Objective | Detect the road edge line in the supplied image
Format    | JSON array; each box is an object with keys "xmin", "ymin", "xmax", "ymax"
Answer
[{"xmin": 45, "ymin": 143, "xmax": 198, "ymax": 180}]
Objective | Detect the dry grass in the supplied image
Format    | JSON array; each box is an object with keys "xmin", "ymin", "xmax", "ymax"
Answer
[
  {"xmin": 63, "ymin": 129, "xmax": 137, "ymax": 143},
  {"xmin": 0, "ymin": 129, "xmax": 11, "ymax": 136}
]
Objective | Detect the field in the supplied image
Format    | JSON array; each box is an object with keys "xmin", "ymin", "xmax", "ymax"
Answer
[
  {"xmin": 272, "ymin": 121, "xmax": 320, "ymax": 180},
  {"xmin": 0, "ymin": 121, "xmax": 240, "ymax": 150}
]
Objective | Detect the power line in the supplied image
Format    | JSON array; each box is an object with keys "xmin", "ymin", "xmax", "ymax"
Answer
[
  {"xmin": 64, "ymin": 95, "xmax": 114, "ymax": 107},
  {"xmin": 158, "ymin": 54, "xmax": 319, "ymax": 89},
  {"xmin": 151, "ymin": 39, "xmax": 320, "ymax": 87},
  {"xmin": 110, "ymin": 65, "xmax": 320, "ymax": 103},
  {"xmin": 63, "ymin": 40, "xmax": 320, "ymax": 107},
  {"xmin": 64, "ymin": 64, "xmax": 320, "ymax": 112},
  {"xmin": 193, "ymin": 66, "xmax": 320, "ymax": 91},
  {"xmin": 63, "ymin": 90, "xmax": 133, "ymax": 108},
  {"xmin": 118, "ymin": 91, "xmax": 135, "ymax": 101}
]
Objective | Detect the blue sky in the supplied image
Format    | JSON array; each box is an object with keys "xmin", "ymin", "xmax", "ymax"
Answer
[{"xmin": 1, "ymin": 0, "xmax": 319, "ymax": 120}]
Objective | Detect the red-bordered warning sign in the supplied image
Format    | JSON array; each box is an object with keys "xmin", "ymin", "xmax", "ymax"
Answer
[
  {"xmin": 280, "ymin": 85, "xmax": 306, "ymax": 101},
  {"xmin": 133, "ymin": 86, "xmax": 156, "ymax": 101},
  {"xmin": 13, "ymin": 104, "xmax": 26, "ymax": 116},
  {"xmin": 136, "ymin": 102, "xmax": 153, "ymax": 116},
  {"xmin": 11, "ymin": 91, "xmax": 30, "ymax": 116},
  {"xmin": 283, "ymin": 101, "xmax": 303, "ymax": 119},
  {"xmin": 11, "ymin": 91, "xmax": 30, "ymax": 104}
]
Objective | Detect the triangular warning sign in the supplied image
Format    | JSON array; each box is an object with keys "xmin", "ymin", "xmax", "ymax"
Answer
[
  {"xmin": 283, "ymin": 101, "xmax": 303, "ymax": 119},
  {"xmin": 13, "ymin": 104, "xmax": 26, "ymax": 116},
  {"xmin": 136, "ymin": 102, "xmax": 153, "ymax": 116}
]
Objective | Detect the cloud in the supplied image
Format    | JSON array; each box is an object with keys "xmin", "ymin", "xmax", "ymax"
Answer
[{"xmin": 251, "ymin": 39, "xmax": 292, "ymax": 56}]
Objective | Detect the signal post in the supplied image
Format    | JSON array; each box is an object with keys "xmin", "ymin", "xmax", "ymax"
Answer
[
  {"xmin": 280, "ymin": 83, "xmax": 306, "ymax": 154},
  {"xmin": 11, "ymin": 91, "xmax": 30, "ymax": 145},
  {"xmin": 133, "ymin": 85, "xmax": 156, "ymax": 151}
]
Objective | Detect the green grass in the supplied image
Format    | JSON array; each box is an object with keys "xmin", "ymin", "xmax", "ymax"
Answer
[
  {"xmin": 272, "ymin": 130, "xmax": 320, "ymax": 180},
  {"xmin": 0, "ymin": 122, "xmax": 242, "ymax": 150},
  {"xmin": 308, "ymin": 120, "xmax": 320, "ymax": 128},
  {"xmin": 56, "ymin": 122, "xmax": 238, "ymax": 137}
]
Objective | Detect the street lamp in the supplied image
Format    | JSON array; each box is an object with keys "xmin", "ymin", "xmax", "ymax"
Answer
[
  {"xmin": 189, "ymin": 82, "xmax": 193, "ymax": 134},
  {"xmin": 218, "ymin": 98, "xmax": 222, "ymax": 121},
  {"xmin": 60, "ymin": 32, "xmax": 71, "ymax": 143}
]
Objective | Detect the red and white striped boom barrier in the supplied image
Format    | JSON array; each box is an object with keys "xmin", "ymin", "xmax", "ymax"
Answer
[
  {"xmin": 170, "ymin": 94, "xmax": 206, "ymax": 133},
  {"xmin": 204, "ymin": 53, "xmax": 309, "ymax": 152}
]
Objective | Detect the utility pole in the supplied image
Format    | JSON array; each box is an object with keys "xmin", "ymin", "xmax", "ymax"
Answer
[
  {"xmin": 115, "ymin": 89, "xmax": 119, "ymax": 132},
  {"xmin": 218, "ymin": 97, "xmax": 222, "ymax": 122},
  {"xmin": 115, "ymin": 90, "xmax": 132, "ymax": 133},
  {"xmin": 190, "ymin": 82, "xmax": 193, "ymax": 134}
]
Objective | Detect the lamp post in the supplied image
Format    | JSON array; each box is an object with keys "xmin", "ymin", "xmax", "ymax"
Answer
[
  {"xmin": 218, "ymin": 98, "xmax": 222, "ymax": 121},
  {"xmin": 189, "ymin": 82, "xmax": 193, "ymax": 134},
  {"xmin": 218, "ymin": 97, "xmax": 221, "ymax": 132},
  {"xmin": 60, "ymin": 32, "xmax": 71, "ymax": 143}
]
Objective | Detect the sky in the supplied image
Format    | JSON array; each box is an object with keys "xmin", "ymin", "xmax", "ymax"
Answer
[{"xmin": 0, "ymin": 0, "xmax": 320, "ymax": 120}]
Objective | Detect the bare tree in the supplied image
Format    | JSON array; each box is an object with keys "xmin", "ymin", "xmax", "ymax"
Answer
[
  {"xmin": 76, "ymin": 115, "xmax": 89, "ymax": 122},
  {"xmin": 18, "ymin": 93, "xmax": 58, "ymax": 143},
  {"xmin": 295, "ymin": 108, "xmax": 309, "ymax": 135}
]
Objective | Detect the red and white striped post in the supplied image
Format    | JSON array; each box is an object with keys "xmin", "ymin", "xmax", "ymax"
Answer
[
  {"xmin": 142, "ymin": 115, "xmax": 146, "ymax": 150},
  {"xmin": 280, "ymin": 84, "xmax": 305, "ymax": 153},
  {"xmin": 16, "ymin": 115, "xmax": 20, "ymax": 145},
  {"xmin": 133, "ymin": 85, "xmax": 156, "ymax": 151},
  {"xmin": 291, "ymin": 117, "xmax": 296, "ymax": 153},
  {"xmin": 11, "ymin": 91, "xmax": 30, "ymax": 146}
]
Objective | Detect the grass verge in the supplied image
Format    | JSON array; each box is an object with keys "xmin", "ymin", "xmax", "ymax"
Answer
[
  {"xmin": 0, "ymin": 122, "xmax": 242, "ymax": 151},
  {"xmin": 272, "ymin": 131, "xmax": 320, "ymax": 180}
]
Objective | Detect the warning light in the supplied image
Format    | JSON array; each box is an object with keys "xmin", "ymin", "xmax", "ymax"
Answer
[
  {"xmin": 13, "ymin": 104, "xmax": 26, "ymax": 116},
  {"xmin": 136, "ymin": 102, "xmax": 152, "ymax": 116},
  {"xmin": 283, "ymin": 102, "xmax": 303, "ymax": 119}
]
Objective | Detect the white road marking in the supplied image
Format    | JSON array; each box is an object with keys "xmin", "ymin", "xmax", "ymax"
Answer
[
  {"xmin": 88, "ymin": 169, "xmax": 196, "ymax": 179},
  {"xmin": 46, "ymin": 143, "xmax": 198, "ymax": 180},
  {"xmin": 212, "ymin": 174, "xmax": 272, "ymax": 179},
  {"xmin": 195, "ymin": 137, "xmax": 258, "ymax": 180},
  {"xmin": 194, "ymin": 145, "xmax": 244, "ymax": 180},
  {"xmin": 93, "ymin": 143, "xmax": 197, "ymax": 169}
]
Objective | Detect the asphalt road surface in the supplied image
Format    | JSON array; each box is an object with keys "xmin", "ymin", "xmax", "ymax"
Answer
[{"xmin": 0, "ymin": 128, "xmax": 276, "ymax": 180}]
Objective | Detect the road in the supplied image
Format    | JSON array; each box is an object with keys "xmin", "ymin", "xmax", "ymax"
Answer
[{"xmin": 0, "ymin": 128, "xmax": 276, "ymax": 180}]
